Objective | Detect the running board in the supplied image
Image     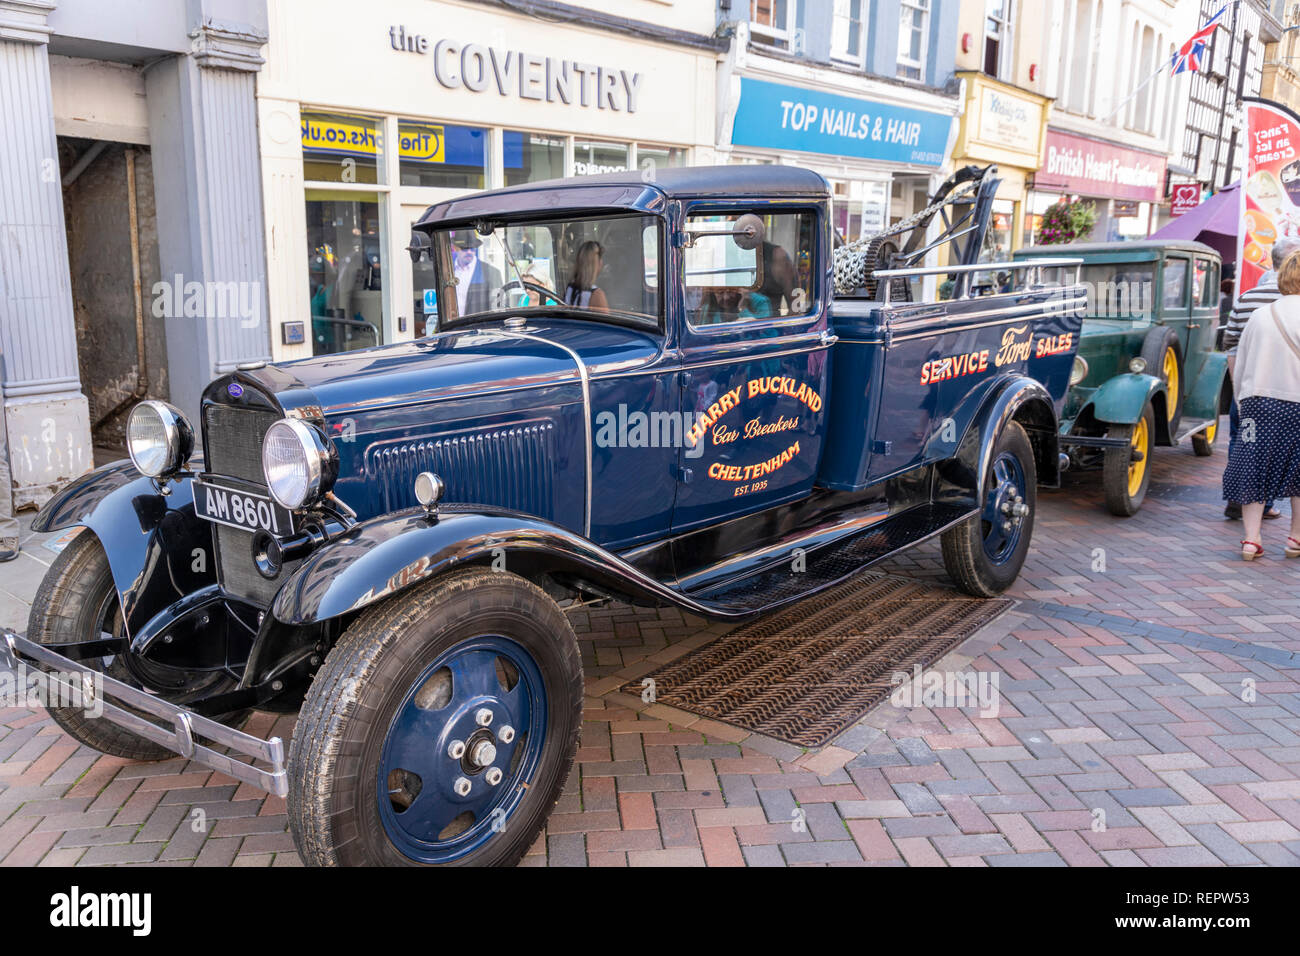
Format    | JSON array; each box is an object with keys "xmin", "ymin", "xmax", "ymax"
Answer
[
  {"xmin": 1173, "ymin": 418, "xmax": 1216, "ymax": 444},
  {"xmin": 685, "ymin": 503, "xmax": 975, "ymax": 616}
]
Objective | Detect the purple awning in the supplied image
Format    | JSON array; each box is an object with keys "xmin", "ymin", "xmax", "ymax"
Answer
[{"xmin": 1151, "ymin": 183, "xmax": 1240, "ymax": 261}]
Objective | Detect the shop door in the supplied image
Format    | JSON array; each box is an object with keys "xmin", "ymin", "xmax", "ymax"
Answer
[{"xmin": 60, "ymin": 137, "xmax": 166, "ymax": 458}]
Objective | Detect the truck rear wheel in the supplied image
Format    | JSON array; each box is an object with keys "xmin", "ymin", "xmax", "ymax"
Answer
[
  {"xmin": 26, "ymin": 531, "xmax": 248, "ymax": 760},
  {"xmin": 287, "ymin": 568, "xmax": 583, "ymax": 867},
  {"xmin": 1140, "ymin": 328, "xmax": 1183, "ymax": 434},
  {"xmin": 942, "ymin": 421, "xmax": 1037, "ymax": 597},
  {"xmin": 1103, "ymin": 401, "xmax": 1156, "ymax": 516}
]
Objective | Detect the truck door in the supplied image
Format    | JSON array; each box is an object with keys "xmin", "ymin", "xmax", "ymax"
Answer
[{"xmin": 671, "ymin": 206, "xmax": 830, "ymax": 534}]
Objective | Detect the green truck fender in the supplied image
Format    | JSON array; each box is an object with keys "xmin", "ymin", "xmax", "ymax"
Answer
[
  {"xmin": 1181, "ymin": 351, "xmax": 1231, "ymax": 421},
  {"xmin": 1086, "ymin": 372, "xmax": 1168, "ymax": 427}
]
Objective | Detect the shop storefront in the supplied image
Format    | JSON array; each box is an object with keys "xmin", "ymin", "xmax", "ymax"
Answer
[
  {"xmin": 949, "ymin": 72, "xmax": 1049, "ymax": 256},
  {"xmin": 1029, "ymin": 129, "xmax": 1169, "ymax": 244},
  {"xmin": 257, "ymin": 0, "xmax": 718, "ymax": 360},
  {"xmin": 718, "ymin": 52, "xmax": 959, "ymax": 251},
  {"xmin": 0, "ymin": 0, "xmax": 270, "ymax": 511}
]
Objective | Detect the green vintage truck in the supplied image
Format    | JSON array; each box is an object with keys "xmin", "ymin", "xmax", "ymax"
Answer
[{"xmin": 1013, "ymin": 240, "xmax": 1230, "ymax": 515}]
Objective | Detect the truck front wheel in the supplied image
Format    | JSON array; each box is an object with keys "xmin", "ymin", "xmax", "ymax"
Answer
[
  {"xmin": 942, "ymin": 421, "xmax": 1037, "ymax": 597},
  {"xmin": 287, "ymin": 568, "xmax": 583, "ymax": 867},
  {"xmin": 1103, "ymin": 400, "xmax": 1156, "ymax": 515},
  {"xmin": 27, "ymin": 530, "xmax": 248, "ymax": 760}
]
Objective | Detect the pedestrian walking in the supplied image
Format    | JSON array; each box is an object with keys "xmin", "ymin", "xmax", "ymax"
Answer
[
  {"xmin": 1222, "ymin": 250, "xmax": 1300, "ymax": 560},
  {"xmin": 1222, "ymin": 237, "xmax": 1300, "ymax": 520}
]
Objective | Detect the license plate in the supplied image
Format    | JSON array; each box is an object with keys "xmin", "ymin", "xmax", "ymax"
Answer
[{"xmin": 193, "ymin": 479, "xmax": 293, "ymax": 536}]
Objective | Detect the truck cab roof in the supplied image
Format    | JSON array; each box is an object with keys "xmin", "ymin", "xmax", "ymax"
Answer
[
  {"xmin": 415, "ymin": 165, "xmax": 831, "ymax": 228},
  {"xmin": 1015, "ymin": 239, "xmax": 1221, "ymax": 262}
]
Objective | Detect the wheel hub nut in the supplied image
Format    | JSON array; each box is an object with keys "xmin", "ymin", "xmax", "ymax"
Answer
[
  {"xmin": 447, "ymin": 739, "xmax": 466, "ymax": 760},
  {"xmin": 470, "ymin": 740, "xmax": 497, "ymax": 768},
  {"xmin": 498, "ymin": 725, "xmax": 516, "ymax": 743},
  {"xmin": 453, "ymin": 776, "xmax": 472, "ymax": 797},
  {"xmin": 475, "ymin": 708, "xmax": 494, "ymax": 727},
  {"xmin": 485, "ymin": 767, "xmax": 504, "ymax": 786}
]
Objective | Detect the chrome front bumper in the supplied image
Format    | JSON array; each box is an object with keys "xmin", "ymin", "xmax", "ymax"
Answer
[{"xmin": 1, "ymin": 629, "xmax": 288, "ymax": 797}]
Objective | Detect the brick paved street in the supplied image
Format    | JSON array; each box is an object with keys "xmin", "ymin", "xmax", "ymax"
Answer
[{"xmin": 3, "ymin": 430, "xmax": 1299, "ymax": 867}]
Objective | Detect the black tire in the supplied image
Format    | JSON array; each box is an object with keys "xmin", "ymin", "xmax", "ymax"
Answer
[
  {"xmin": 1139, "ymin": 327, "xmax": 1183, "ymax": 434},
  {"xmin": 1103, "ymin": 401, "xmax": 1156, "ymax": 516},
  {"xmin": 26, "ymin": 531, "xmax": 250, "ymax": 760},
  {"xmin": 942, "ymin": 421, "xmax": 1037, "ymax": 597},
  {"xmin": 288, "ymin": 568, "xmax": 583, "ymax": 867}
]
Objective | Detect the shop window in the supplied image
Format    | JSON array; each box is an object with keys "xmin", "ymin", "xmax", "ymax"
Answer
[
  {"xmin": 574, "ymin": 140, "xmax": 629, "ymax": 176},
  {"xmin": 684, "ymin": 211, "xmax": 816, "ymax": 327},
  {"xmin": 897, "ymin": 0, "xmax": 930, "ymax": 81},
  {"xmin": 984, "ymin": 0, "xmax": 1013, "ymax": 80},
  {"xmin": 981, "ymin": 199, "xmax": 1015, "ymax": 261},
  {"xmin": 399, "ymin": 121, "xmax": 486, "ymax": 188},
  {"xmin": 504, "ymin": 131, "xmax": 565, "ymax": 186},
  {"xmin": 831, "ymin": 0, "xmax": 866, "ymax": 67},
  {"xmin": 301, "ymin": 112, "xmax": 384, "ymax": 185},
  {"xmin": 305, "ymin": 191, "xmax": 385, "ymax": 355},
  {"xmin": 636, "ymin": 144, "xmax": 687, "ymax": 179}
]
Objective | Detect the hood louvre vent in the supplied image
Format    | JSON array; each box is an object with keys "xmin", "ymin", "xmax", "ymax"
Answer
[{"xmin": 367, "ymin": 422, "xmax": 558, "ymax": 518}]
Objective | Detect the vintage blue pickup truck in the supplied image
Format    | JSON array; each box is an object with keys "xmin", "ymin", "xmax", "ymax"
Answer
[{"xmin": 6, "ymin": 164, "xmax": 1083, "ymax": 866}]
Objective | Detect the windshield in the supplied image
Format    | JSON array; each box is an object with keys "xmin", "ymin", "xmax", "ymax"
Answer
[
  {"xmin": 1077, "ymin": 263, "xmax": 1155, "ymax": 319},
  {"xmin": 431, "ymin": 213, "xmax": 661, "ymax": 326}
]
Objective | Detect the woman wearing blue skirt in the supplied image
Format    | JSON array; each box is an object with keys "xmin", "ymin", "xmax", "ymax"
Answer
[{"xmin": 1223, "ymin": 251, "xmax": 1300, "ymax": 560}]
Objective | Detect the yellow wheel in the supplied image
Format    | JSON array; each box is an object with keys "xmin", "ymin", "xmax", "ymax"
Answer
[
  {"xmin": 1127, "ymin": 415, "xmax": 1149, "ymax": 498},
  {"xmin": 1192, "ymin": 416, "xmax": 1219, "ymax": 456},
  {"xmin": 1140, "ymin": 328, "xmax": 1184, "ymax": 432},
  {"xmin": 1103, "ymin": 401, "xmax": 1156, "ymax": 516},
  {"xmin": 1161, "ymin": 347, "xmax": 1180, "ymax": 425}
]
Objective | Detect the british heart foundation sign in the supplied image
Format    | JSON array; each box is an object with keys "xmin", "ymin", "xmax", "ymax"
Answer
[
  {"xmin": 1170, "ymin": 184, "xmax": 1200, "ymax": 217},
  {"xmin": 1240, "ymin": 98, "xmax": 1300, "ymax": 296}
]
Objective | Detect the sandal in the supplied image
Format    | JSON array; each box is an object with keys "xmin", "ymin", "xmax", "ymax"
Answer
[
  {"xmin": 1242, "ymin": 540, "xmax": 1264, "ymax": 561},
  {"xmin": 1286, "ymin": 537, "xmax": 1300, "ymax": 559},
  {"xmin": 1264, "ymin": 507, "xmax": 1283, "ymax": 520}
]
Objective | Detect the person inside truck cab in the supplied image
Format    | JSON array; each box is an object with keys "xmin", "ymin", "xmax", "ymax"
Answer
[
  {"xmin": 449, "ymin": 231, "xmax": 502, "ymax": 315},
  {"xmin": 563, "ymin": 240, "xmax": 610, "ymax": 312}
]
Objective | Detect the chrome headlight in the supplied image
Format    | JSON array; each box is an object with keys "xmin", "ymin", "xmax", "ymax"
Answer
[
  {"xmin": 126, "ymin": 400, "xmax": 193, "ymax": 478},
  {"xmin": 261, "ymin": 418, "xmax": 334, "ymax": 509},
  {"xmin": 1129, "ymin": 357, "xmax": 1147, "ymax": 374},
  {"xmin": 1069, "ymin": 356, "xmax": 1089, "ymax": 387}
]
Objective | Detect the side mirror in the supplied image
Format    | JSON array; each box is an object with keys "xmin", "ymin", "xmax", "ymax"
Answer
[
  {"xmin": 407, "ymin": 230, "xmax": 431, "ymax": 264},
  {"xmin": 732, "ymin": 213, "xmax": 765, "ymax": 251}
]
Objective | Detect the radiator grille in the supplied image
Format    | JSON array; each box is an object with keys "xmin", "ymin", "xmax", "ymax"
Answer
[
  {"xmin": 203, "ymin": 403, "xmax": 288, "ymax": 607},
  {"xmin": 368, "ymin": 422, "xmax": 557, "ymax": 518},
  {"xmin": 204, "ymin": 404, "xmax": 281, "ymax": 483}
]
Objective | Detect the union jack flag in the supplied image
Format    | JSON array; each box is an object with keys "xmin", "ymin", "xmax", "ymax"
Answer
[{"xmin": 1171, "ymin": 5, "xmax": 1227, "ymax": 76}]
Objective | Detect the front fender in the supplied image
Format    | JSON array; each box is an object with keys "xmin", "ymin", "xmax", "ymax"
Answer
[
  {"xmin": 1087, "ymin": 373, "xmax": 1167, "ymax": 426},
  {"xmin": 31, "ymin": 461, "xmax": 216, "ymax": 636},
  {"xmin": 1183, "ymin": 352, "xmax": 1230, "ymax": 420},
  {"xmin": 270, "ymin": 508, "xmax": 719, "ymax": 626},
  {"xmin": 942, "ymin": 376, "xmax": 1059, "ymax": 503}
]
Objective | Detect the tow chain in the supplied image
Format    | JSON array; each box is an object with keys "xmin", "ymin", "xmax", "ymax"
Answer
[{"xmin": 832, "ymin": 180, "xmax": 979, "ymax": 295}]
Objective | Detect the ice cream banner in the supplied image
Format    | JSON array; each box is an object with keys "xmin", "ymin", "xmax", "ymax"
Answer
[{"xmin": 1239, "ymin": 98, "xmax": 1300, "ymax": 297}]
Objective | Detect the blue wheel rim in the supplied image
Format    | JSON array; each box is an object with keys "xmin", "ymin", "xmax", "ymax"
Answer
[
  {"xmin": 980, "ymin": 451, "xmax": 1028, "ymax": 565},
  {"xmin": 377, "ymin": 635, "xmax": 547, "ymax": 864}
]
